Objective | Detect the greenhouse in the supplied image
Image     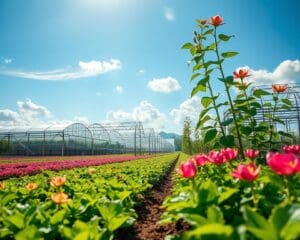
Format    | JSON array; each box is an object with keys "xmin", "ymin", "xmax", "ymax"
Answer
[{"xmin": 0, "ymin": 122, "xmax": 175, "ymax": 156}]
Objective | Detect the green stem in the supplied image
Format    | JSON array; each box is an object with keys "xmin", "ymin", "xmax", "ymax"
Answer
[
  {"xmin": 268, "ymin": 95, "xmax": 278, "ymax": 149},
  {"xmin": 283, "ymin": 176, "xmax": 292, "ymax": 202},
  {"xmin": 213, "ymin": 27, "xmax": 245, "ymax": 159},
  {"xmin": 251, "ymin": 182, "xmax": 259, "ymax": 209},
  {"xmin": 241, "ymin": 80, "xmax": 257, "ymax": 147},
  {"xmin": 199, "ymin": 28, "xmax": 226, "ymax": 137}
]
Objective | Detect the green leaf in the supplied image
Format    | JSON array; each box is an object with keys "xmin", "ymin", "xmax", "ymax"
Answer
[
  {"xmin": 203, "ymin": 29, "xmax": 214, "ymax": 35},
  {"xmin": 221, "ymin": 51, "xmax": 238, "ymax": 58},
  {"xmin": 181, "ymin": 42, "xmax": 194, "ymax": 49},
  {"xmin": 221, "ymin": 118, "xmax": 233, "ymax": 126},
  {"xmin": 240, "ymin": 126, "xmax": 252, "ymax": 135},
  {"xmin": 201, "ymin": 97, "xmax": 213, "ymax": 108},
  {"xmin": 218, "ymin": 34, "xmax": 234, "ymax": 41},
  {"xmin": 108, "ymin": 216, "xmax": 130, "ymax": 232},
  {"xmin": 218, "ymin": 188, "xmax": 239, "ymax": 204},
  {"xmin": 270, "ymin": 204, "xmax": 291, "ymax": 234},
  {"xmin": 50, "ymin": 209, "xmax": 66, "ymax": 225},
  {"xmin": 281, "ymin": 98, "xmax": 292, "ymax": 106},
  {"xmin": 5, "ymin": 211, "xmax": 24, "ymax": 229},
  {"xmin": 204, "ymin": 128, "xmax": 217, "ymax": 143},
  {"xmin": 278, "ymin": 131, "xmax": 293, "ymax": 138},
  {"xmin": 253, "ymin": 89, "xmax": 270, "ymax": 98},
  {"xmin": 207, "ymin": 205, "xmax": 224, "ymax": 224},
  {"xmin": 15, "ymin": 226, "xmax": 39, "ymax": 240},
  {"xmin": 220, "ymin": 135, "xmax": 235, "ymax": 147},
  {"xmin": 185, "ymin": 223, "xmax": 233, "ymax": 238},
  {"xmin": 219, "ymin": 76, "xmax": 234, "ymax": 84},
  {"xmin": 191, "ymin": 76, "xmax": 209, "ymax": 97},
  {"xmin": 243, "ymin": 206, "xmax": 277, "ymax": 240},
  {"xmin": 197, "ymin": 115, "xmax": 212, "ymax": 129},
  {"xmin": 190, "ymin": 73, "xmax": 201, "ymax": 82}
]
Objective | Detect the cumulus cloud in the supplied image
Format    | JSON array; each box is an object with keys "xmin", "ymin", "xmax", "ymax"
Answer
[
  {"xmin": 0, "ymin": 59, "xmax": 121, "ymax": 81},
  {"xmin": 0, "ymin": 99, "xmax": 93, "ymax": 130},
  {"xmin": 170, "ymin": 96, "xmax": 202, "ymax": 125},
  {"xmin": 164, "ymin": 7, "xmax": 175, "ymax": 21},
  {"xmin": 0, "ymin": 99, "xmax": 52, "ymax": 128},
  {"xmin": 239, "ymin": 60, "xmax": 300, "ymax": 86},
  {"xmin": 147, "ymin": 77, "xmax": 181, "ymax": 93},
  {"xmin": 114, "ymin": 85, "xmax": 123, "ymax": 94},
  {"xmin": 106, "ymin": 100, "xmax": 167, "ymax": 130}
]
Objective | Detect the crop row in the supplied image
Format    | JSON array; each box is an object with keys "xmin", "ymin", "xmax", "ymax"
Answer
[
  {"xmin": 0, "ymin": 155, "xmax": 155, "ymax": 180},
  {"xmin": 160, "ymin": 150, "xmax": 300, "ymax": 240},
  {"xmin": 0, "ymin": 153, "xmax": 178, "ymax": 239}
]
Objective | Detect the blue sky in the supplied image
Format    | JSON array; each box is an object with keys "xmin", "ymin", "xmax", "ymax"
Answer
[{"xmin": 0, "ymin": 0, "xmax": 299, "ymax": 133}]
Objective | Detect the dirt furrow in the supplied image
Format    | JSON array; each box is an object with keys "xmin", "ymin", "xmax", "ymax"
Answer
[{"xmin": 116, "ymin": 155, "xmax": 189, "ymax": 240}]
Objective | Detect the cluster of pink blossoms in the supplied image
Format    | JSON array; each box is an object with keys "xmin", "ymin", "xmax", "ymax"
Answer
[{"xmin": 177, "ymin": 145, "xmax": 300, "ymax": 182}]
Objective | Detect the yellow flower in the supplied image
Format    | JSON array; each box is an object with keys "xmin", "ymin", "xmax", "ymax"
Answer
[
  {"xmin": 50, "ymin": 176, "xmax": 66, "ymax": 187},
  {"xmin": 51, "ymin": 192, "xmax": 70, "ymax": 204},
  {"xmin": 0, "ymin": 182, "xmax": 5, "ymax": 189},
  {"xmin": 26, "ymin": 182, "xmax": 37, "ymax": 191}
]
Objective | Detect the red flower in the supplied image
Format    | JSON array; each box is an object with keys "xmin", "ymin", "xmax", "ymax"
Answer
[
  {"xmin": 210, "ymin": 15, "xmax": 223, "ymax": 27},
  {"xmin": 282, "ymin": 145, "xmax": 300, "ymax": 155},
  {"xmin": 231, "ymin": 162, "xmax": 260, "ymax": 181},
  {"xmin": 222, "ymin": 148, "xmax": 238, "ymax": 161},
  {"xmin": 233, "ymin": 68, "xmax": 250, "ymax": 80},
  {"xmin": 208, "ymin": 150, "xmax": 226, "ymax": 164},
  {"xmin": 272, "ymin": 84, "xmax": 287, "ymax": 93},
  {"xmin": 244, "ymin": 149, "xmax": 260, "ymax": 159},
  {"xmin": 176, "ymin": 159, "xmax": 197, "ymax": 178},
  {"xmin": 266, "ymin": 152, "xmax": 300, "ymax": 176},
  {"xmin": 194, "ymin": 154, "xmax": 210, "ymax": 166}
]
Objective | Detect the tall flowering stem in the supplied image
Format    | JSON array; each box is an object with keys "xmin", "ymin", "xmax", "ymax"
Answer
[
  {"xmin": 198, "ymin": 27, "xmax": 225, "ymax": 137},
  {"xmin": 213, "ymin": 26, "xmax": 245, "ymax": 159}
]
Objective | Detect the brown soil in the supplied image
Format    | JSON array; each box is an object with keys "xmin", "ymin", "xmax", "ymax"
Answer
[{"xmin": 115, "ymin": 156, "xmax": 190, "ymax": 240}]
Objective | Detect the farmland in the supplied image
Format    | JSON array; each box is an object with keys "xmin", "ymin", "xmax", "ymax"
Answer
[{"xmin": 0, "ymin": 153, "xmax": 178, "ymax": 239}]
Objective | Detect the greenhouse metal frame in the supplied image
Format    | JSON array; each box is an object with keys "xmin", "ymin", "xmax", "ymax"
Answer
[
  {"xmin": 0, "ymin": 121, "xmax": 175, "ymax": 156},
  {"xmin": 223, "ymin": 84, "xmax": 300, "ymax": 137}
]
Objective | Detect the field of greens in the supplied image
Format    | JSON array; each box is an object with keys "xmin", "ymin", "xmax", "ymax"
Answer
[{"xmin": 0, "ymin": 153, "xmax": 178, "ymax": 240}]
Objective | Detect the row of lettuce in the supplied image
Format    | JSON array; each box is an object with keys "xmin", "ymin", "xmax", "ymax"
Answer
[
  {"xmin": 0, "ymin": 155, "xmax": 154, "ymax": 180},
  {"xmin": 0, "ymin": 153, "xmax": 178, "ymax": 240},
  {"xmin": 160, "ymin": 148, "xmax": 300, "ymax": 240}
]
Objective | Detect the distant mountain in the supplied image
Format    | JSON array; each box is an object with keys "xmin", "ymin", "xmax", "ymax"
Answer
[
  {"xmin": 159, "ymin": 131, "xmax": 181, "ymax": 139},
  {"xmin": 159, "ymin": 131, "xmax": 182, "ymax": 151}
]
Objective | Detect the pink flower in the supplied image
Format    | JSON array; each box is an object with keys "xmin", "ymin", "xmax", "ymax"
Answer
[
  {"xmin": 282, "ymin": 145, "xmax": 300, "ymax": 155},
  {"xmin": 222, "ymin": 148, "xmax": 238, "ymax": 161},
  {"xmin": 176, "ymin": 159, "xmax": 197, "ymax": 178},
  {"xmin": 208, "ymin": 150, "xmax": 226, "ymax": 164},
  {"xmin": 210, "ymin": 15, "xmax": 223, "ymax": 27},
  {"xmin": 231, "ymin": 162, "xmax": 260, "ymax": 181},
  {"xmin": 266, "ymin": 152, "xmax": 300, "ymax": 176},
  {"xmin": 194, "ymin": 154, "xmax": 210, "ymax": 166},
  {"xmin": 244, "ymin": 149, "xmax": 260, "ymax": 159}
]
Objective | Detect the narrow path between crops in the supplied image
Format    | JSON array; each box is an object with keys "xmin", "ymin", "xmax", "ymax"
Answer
[{"xmin": 116, "ymin": 155, "xmax": 189, "ymax": 240}]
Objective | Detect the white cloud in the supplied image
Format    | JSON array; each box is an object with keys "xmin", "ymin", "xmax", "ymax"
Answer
[
  {"xmin": 0, "ymin": 59, "xmax": 122, "ymax": 81},
  {"xmin": 164, "ymin": 7, "xmax": 175, "ymax": 21},
  {"xmin": 239, "ymin": 60, "xmax": 300, "ymax": 86},
  {"xmin": 106, "ymin": 100, "xmax": 167, "ymax": 130},
  {"xmin": 147, "ymin": 76, "xmax": 181, "ymax": 93},
  {"xmin": 170, "ymin": 96, "xmax": 202, "ymax": 125},
  {"xmin": 3, "ymin": 58, "xmax": 12, "ymax": 64},
  {"xmin": 138, "ymin": 69, "xmax": 145, "ymax": 74},
  {"xmin": 0, "ymin": 109, "xmax": 20, "ymax": 123},
  {"xmin": 114, "ymin": 85, "xmax": 123, "ymax": 94},
  {"xmin": 0, "ymin": 99, "xmax": 52, "ymax": 127}
]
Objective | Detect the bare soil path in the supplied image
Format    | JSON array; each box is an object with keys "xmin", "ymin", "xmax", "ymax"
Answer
[{"xmin": 116, "ymin": 155, "xmax": 189, "ymax": 240}]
